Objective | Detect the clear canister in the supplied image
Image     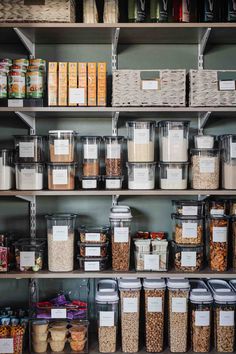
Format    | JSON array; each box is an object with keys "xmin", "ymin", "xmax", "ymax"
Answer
[
  {"xmin": 47, "ymin": 163, "xmax": 76, "ymax": 190},
  {"xmin": 172, "ymin": 200, "xmax": 204, "ymax": 217},
  {"xmin": 0, "ymin": 71, "xmax": 7, "ymax": 98},
  {"xmin": 104, "ymin": 136, "xmax": 124, "ymax": 176},
  {"xmin": 158, "ymin": 120, "xmax": 190, "ymax": 162},
  {"xmin": 119, "ymin": 278, "xmax": 141, "ymax": 353},
  {"xmin": 126, "ymin": 162, "xmax": 156, "ymax": 190},
  {"xmin": 143, "ymin": 279, "xmax": 166, "ymax": 353},
  {"xmin": 232, "ymin": 216, "xmax": 236, "ymax": 269},
  {"xmin": 109, "ymin": 206, "xmax": 132, "ymax": 271},
  {"xmin": 81, "ymin": 136, "xmax": 101, "ymax": 176},
  {"xmin": 0, "ymin": 149, "xmax": 14, "ymax": 190},
  {"xmin": 207, "ymin": 200, "xmax": 228, "ymax": 217},
  {"xmin": 45, "ymin": 213, "xmax": 77, "ymax": 272},
  {"xmin": 14, "ymin": 238, "xmax": 46, "ymax": 272},
  {"xmin": 172, "ymin": 242, "xmax": 204, "ymax": 272},
  {"xmin": 172, "ymin": 214, "xmax": 204, "ymax": 245},
  {"xmin": 15, "ymin": 163, "xmax": 44, "ymax": 190},
  {"xmin": 220, "ymin": 134, "xmax": 236, "ymax": 189},
  {"xmin": 14, "ymin": 135, "xmax": 44, "ymax": 163},
  {"xmin": 194, "ymin": 135, "xmax": 215, "ymax": 149},
  {"xmin": 159, "ymin": 162, "xmax": 188, "ymax": 189},
  {"xmin": 49, "ymin": 130, "xmax": 76, "ymax": 163},
  {"xmin": 126, "ymin": 121, "xmax": 155, "ymax": 162}
]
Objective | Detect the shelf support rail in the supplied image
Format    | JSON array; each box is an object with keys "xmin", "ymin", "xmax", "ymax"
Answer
[
  {"xmin": 13, "ymin": 28, "xmax": 35, "ymax": 58},
  {"xmin": 198, "ymin": 111, "xmax": 211, "ymax": 132},
  {"xmin": 198, "ymin": 194, "xmax": 210, "ymax": 201},
  {"xmin": 112, "ymin": 28, "xmax": 120, "ymax": 71},
  {"xmin": 198, "ymin": 27, "xmax": 211, "ymax": 70},
  {"xmin": 112, "ymin": 111, "xmax": 120, "ymax": 136},
  {"xmin": 16, "ymin": 195, "xmax": 37, "ymax": 238},
  {"xmin": 15, "ymin": 112, "xmax": 36, "ymax": 135},
  {"xmin": 112, "ymin": 195, "xmax": 120, "ymax": 206}
]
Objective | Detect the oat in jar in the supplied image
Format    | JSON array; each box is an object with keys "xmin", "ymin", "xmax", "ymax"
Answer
[
  {"xmin": 0, "ymin": 72, "xmax": 7, "ymax": 98},
  {"xmin": 8, "ymin": 69, "xmax": 25, "ymax": 99},
  {"xmin": 26, "ymin": 67, "xmax": 43, "ymax": 99}
]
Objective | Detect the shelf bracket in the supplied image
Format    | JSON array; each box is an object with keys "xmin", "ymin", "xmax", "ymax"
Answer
[
  {"xmin": 198, "ymin": 111, "xmax": 211, "ymax": 132},
  {"xmin": 112, "ymin": 112, "xmax": 120, "ymax": 136},
  {"xmin": 198, "ymin": 194, "xmax": 210, "ymax": 202},
  {"xmin": 112, "ymin": 28, "xmax": 120, "ymax": 71},
  {"xmin": 13, "ymin": 28, "xmax": 35, "ymax": 58},
  {"xmin": 112, "ymin": 195, "xmax": 119, "ymax": 206},
  {"xmin": 198, "ymin": 27, "xmax": 211, "ymax": 70},
  {"xmin": 16, "ymin": 195, "xmax": 37, "ymax": 238},
  {"xmin": 15, "ymin": 112, "xmax": 36, "ymax": 135}
]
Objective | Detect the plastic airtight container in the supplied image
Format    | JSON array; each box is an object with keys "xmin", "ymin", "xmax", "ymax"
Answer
[
  {"xmin": 14, "ymin": 135, "xmax": 44, "ymax": 163},
  {"xmin": 172, "ymin": 242, "xmax": 204, "ymax": 272},
  {"xmin": 127, "ymin": 121, "xmax": 155, "ymax": 162},
  {"xmin": 49, "ymin": 130, "xmax": 76, "ymax": 163},
  {"xmin": 159, "ymin": 162, "xmax": 188, "ymax": 189},
  {"xmin": 81, "ymin": 136, "xmax": 102, "ymax": 176},
  {"xmin": 220, "ymin": 134, "xmax": 236, "ymax": 189},
  {"xmin": 126, "ymin": 162, "xmax": 156, "ymax": 190},
  {"xmin": 14, "ymin": 238, "xmax": 46, "ymax": 272},
  {"xmin": 207, "ymin": 200, "xmax": 228, "ymax": 216},
  {"xmin": 143, "ymin": 279, "xmax": 166, "ymax": 353},
  {"xmin": 172, "ymin": 214, "xmax": 204, "ymax": 245},
  {"xmin": 194, "ymin": 135, "xmax": 215, "ymax": 149},
  {"xmin": 167, "ymin": 278, "xmax": 190, "ymax": 353},
  {"xmin": 190, "ymin": 280, "xmax": 213, "ymax": 353},
  {"xmin": 45, "ymin": 213, "xmax": 77, "ymax": 272},
  {"xmin": 119, "ymin": 278, "xmax": 141, "ymax": 353},
  {"xmin": 158, "ymin": 120, "xmax": 190, "ymax": 162},
  {"xmin": 79, "ymin": 226, "xmax": 109, "ymax": 244},
  {"xmin": 47, "ymin": 163, "xmax": 76, "ymax": 190},
  {"xmin": 15, "ymin": 163, "xmax": 44, "ymax": 190},
  {"xmin": 103, "ymin": 176, "xmax": 123, "ymax": 190},
  {"xmin": 104, "ymin": 136, "xmax": 124, "ymax": 176},
  {"xmin": 172, "ymin": 200, "xmax": 204, "ymax": 217},
  {"xmin": 78, "ymin": 256, "xmax": 108, "ymax": 271},
  {"xmin": 134, "ymin": 239, "xmax": 168, "ymax": 271},
  {"xmin": 0, "ymin": 149, "xmax": 14, "ymax": 190},
  {"xmin": 81, "ymin": 176, "xmax": 101, "ymax": 190}
]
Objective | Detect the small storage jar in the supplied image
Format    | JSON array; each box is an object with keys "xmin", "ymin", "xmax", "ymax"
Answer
[
  {"xmin": 103, "ymin": 176, "xmax": 123, "ymax": 190},
  {"xmin": 15, "ymin": 163, "xmax": 44, "ymax": 190},
  {"xmin": 159, "ymin": 162, "xmax": 188, "ymax": 189},
  {"xmin": 81, "ymin": 136, "xmax": 102, "ymax": 176},
  {"xmin": 119, "ymin": 278, "xmax": 141, "ymax": 353},
  {"xmin": 14, "ymin": 238, "xmax": 46, "ymax": 272},
  {"xmin": 172, "ymin": 242, "xmax": 204, "ymax": 272},
  {"xmin": 47, "ymin": 163, "xmax": 76, "ymax": 190},
  {"xmin": 104, "ymin": 136, "xmax": 124, "ymax": 176},
  {"xmin": 126, "ymin": 121, "xmax": 155, "ymax": 162},
  {"xmin": 172, "ymin": 200, "xmax": 204, "ymax": 217},
  {"xmin": 79, "ymin": 226, "xmax": 109, "ymax": 244},
  {"xmin": 172, "ymin": 214, "xmax": 204, "ymax": 245},
  {"xmin": 207, "ymin": 199, "xmax": 228, "ymax": 216},
  {"xmin": 81, "ymin": 176, "xmax": 101, "ymax": 190},
  {"xmin": 126, "ymin": 162, "xmax": 156, "ymax": 190},
  {"xmin": 220, "ymin": 134, "xmax": 236, "ymax": 189},
  {"xmin": 14, "ymin": 135, "xmax": 44, "ymax": 163},
  {"xmin": 0, "ymin": 149, "xmax": 14, "ymax": 190},
  {"xmin": 49, "ymin": 130, "xmax": 76, "ymax": 163},
  {"xmin": 78, "ymin": 256, "xmax": 108, "ymax": 271}
]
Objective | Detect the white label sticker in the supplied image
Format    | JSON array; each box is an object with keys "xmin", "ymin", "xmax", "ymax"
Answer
[
  {"xmin": 196, "ymin": 136, "xmax": 214, "ymax": 149},
  {"xmin": 147, "ymin": 297, "xmax": 162, "ymax": 313},
  {"xmin": 167, "ymin": 168, "xmax": 182, "ymax": 181},
  {"xmin": 200, "ymin": 158, "xmax": 215, "ymax": 173},
  {"xmin": 230, "ymin": 142, "xmax": 236, "ymax": 158},
  {"xmin": 172, "ymin": 297, "xmax": 187, "ymax": 313},
  {"xmin": 0, "ymin": 339, "xmax": 14, "ymax": 353},
  {"xmin": 99, "ymin": 311, "xmax": 115, "ymax": 327},
  {"xmin": 69, "ymin": 88, "xmax": 85, "ymax": 104},
  {"xmin": 134, "ymin": 129, "xmax": 149, "ymax": 144},
  {"xmin": 181, "ymin": 251, "xmax": 197, "ymax": 267},
  {"xmin": 182, "ymin": 222, "xmax": 198, "ymax": 238},
  {"xmin": 19, "ymin": 142, "xmax": 34, "ymax": 158},
  {"xmin": 20, "ymin": 169, "xmax": 36, "ymax": 187},
  {"xmin": 53, "ymin": 169, "xmax": 68, "ymax": 185},
  {"xmin": 169, "ymin": 130, "xmax": 184, "ymax": 144},
  {"xmin": 195, "ymin": 311, "xmax": 210, "ymax": 326},
  {"xmin": 210, "ymin": 208, "xmax": 224, "ymax": 216},
  {"xmin": 53, "ymin": 225, "xmax": 68, "ymax": 241},
  {"xmin": 20, "ymin": 251, "xmax": 35, "ymax": 267},
  {"xmin": 114, "ymin": 227, "xmax": 129, "ymax": 243},
  {"xmin": 106, "ymin": 179, "xmax": 121, "ymax": 189},
  {"xmin": 84, "ymin": 261, "xmax": 100, "ymax": 271},
  {"xmin": 51, "ymin": 308, "xmax": 67, "ymax": 319},
  {"xmin": 82, "ymin": 179, "xmax": 97, "ymax": 189},
  {"xmin": 107, "ymin": 144, "xmax": 121, "ymax": 159},
  {"xmin": 213, "ymin": 227, "xmax": 227, "ymax": 242},
  {"xmin": 8, "ymin": 99, "xmax": 23, "ymax": 107},
  {"xmin": 85, "ymin": 233, "xmax": 100, "ymax": 242},
  {"xmin": 142, "ymin": 80, "xmax": 158, "ymax": 90},
  {"xmin": 144, "ymin": 254, "xmax": 160, "ymax": 270},
  {"xmin": 182, "ymin": 206, "xmax": 198, "ymax": 216},
  {"xmin": 54, "ymin": 139, "xmax": 69, "ymax": 155},
  {"xmin": 134, "ymin": 167, "xmax": 149, "ymax": 183},
  {"xmin": 85, "ymin": 247, "xmax": 101, "ymax": 257},
  {"xmin": 220, "ymin": 311, "xmax": 235, "ymax": 326},
  {"xmin": 123, "ymin": 298, "xmax": 138, "ymax": 313},
  {"xmin": 84, "ymin": 144, "xmax": 98, "ymax": 159},
  {"xmin": 219, "ymin": 80, "xmax": 236, "ymax": 91}
]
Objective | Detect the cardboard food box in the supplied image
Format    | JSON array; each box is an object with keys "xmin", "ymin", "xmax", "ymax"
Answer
[
  {"xmin": 98, "ymin": 62, "xmax": 107, "ymax": 107},
  {"xmin": 68, "ymin": 62, "xmax": 78, "ymax": 106},
  {"xmin": 58, "ymin": 62, "xmax": 68, "ymax": 106},
  {"xmin": 78, "ymin": 63, "xmax": 87, "ymax": 106},
  {"xmin": 88, "ymin": 63, "xmax": 97, "ymax": 106},
  {"xmin": 48, "ymin": 62, "xmax": 58, "ymax": 106}
]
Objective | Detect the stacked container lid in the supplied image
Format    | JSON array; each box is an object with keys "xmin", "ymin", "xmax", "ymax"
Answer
[{"xmin": 103, "ymin": 136, "xmax": 124, "ymax": 190}]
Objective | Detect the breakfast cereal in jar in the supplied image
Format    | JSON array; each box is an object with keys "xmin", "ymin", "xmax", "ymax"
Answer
[
  {"xmin": 26, "ymin": 67, "xmax": 43, "ymax": 99},
  {"xmin": 8, "ymin": 69, "xmax": 25, "ymax": 99},
  {"xmin": 0, "ymin": 72, "xmax": 7, "ymax": 98}
]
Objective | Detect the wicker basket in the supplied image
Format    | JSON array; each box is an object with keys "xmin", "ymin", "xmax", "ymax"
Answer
[
  {"xmin": 0, "ymin": 0, "xmax": 76, "ymax": 23},
  {"xmin": 112, "ymin": 69, "xmax": 186, "ymax": 107},
  {"xmin": 189, "ymin": 70, "xmax": 236, "ymax": 107}
]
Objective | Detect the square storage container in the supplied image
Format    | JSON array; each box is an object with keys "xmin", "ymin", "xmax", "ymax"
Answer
[
  {"xmin": 47, "ymin": 163, "xmax": 76, "ymax": 190},
  {"xmin": 172, "ymin": 200, "xmax": 204, "ymax": 217},
  {"xmin": 220, "ymin": 134, "xmax": 236, "ymax": 189},
  {"xmin": 159, "ymin": 162, "xmax": 188, "ymax": 189},
  {"xmin": 78, "ymin": 242, "xmax": 109, "ymax": 258},
  {"xmin": 172, "ymin": 214, "xmax": 204, "ymax": 245},
  {"xmin": 81, "ymin": 176, "xmax": 101, "ymax": 190},
  {"xmin": 207, "ymin": 200, "xmax": 228, "ymax": 216},
  {"xmin": 134, "ymin": 239, "xmax": 168, "ymax": 271},
  {"xmin": 14, "ymin": 238, "xmax": 46, "ymax": 272},
  {"xmin": 127, "ymin": 162, "xmax": 156, "ymax": 190},
  {"xmin": 103, "ymin": 176, "xmax": 123, "ymax": 190},
  {"xmin": 194, "ymin": 135, "xmax": 215, "ymax": 149},
  {"xmin": 79, "ymin": 226, "xmax": 109, "ymax": 244},
  {"xmin": 0, "ymin": 149, "xmax": 14, "ymax": 190},
  {"xmin": 16, "ymin": 163, "xmax": 44, "ymax": 190},
  {"xmin": 14, "ymin": 135, "xmax": 44, "ymax": 163},
  {"xmin": 77, "ymin": 256, "xmax": 109, "ymax": 271},
  {"xmin": 104, "ymin": 136, "xmax": 124, "ymax": 176},
  {"xmin": 49, "ymin": 130, "xmax": 76, "ymax": 163},
  {"xmin": 172, "ymin": 242, "xmax": 204, "ymax": 272}
]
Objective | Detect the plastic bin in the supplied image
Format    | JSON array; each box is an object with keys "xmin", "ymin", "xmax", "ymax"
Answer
[
  {"xmin": 15, "ymin": 163, "xmax": 44, "ymax": 190},
  {"xmin": 47, "ymin": 163, "xmax": 76, "ymax": 190},
  {"xmin": 220, "ymin": 134, "xmax": 236, "ymax": 189},
  {"xmin": 81, "ymin": 136, "xmax": 102, "ymax": 177},
  {"xmin": 126, "ymin": 162, "xmax": 156, "ymax": 190},
  {"xmin": 103, "ymin": 176, "xmax": 123, "ymax": 190},
  {"xmin": 194, "ymin": 135, "xmax": 215, "ymax": 149},
  {"xmin": 14, "ymin": 135, "xmax": 44, "ymax": 163},
  {"xmin": 49, "ymin": 130, "xmax": 76, "ymax": 163},
  {"xmin": 78, "ymin": 242, "xmax": 109, "ymax": 257},
  {"xmin": 81, "ymin": 176, "xmax": 101, "ymax": 190},
  {"xmin": 134, "ymin": 239, "xmax": 168, "ymax": 271},
  {"xmin": 79, "ymin": 226, "xmax": 109, "ymax": 244},
  {"xmin": 172, "ymin": 200, "xmax": 204, "ymax": 217},
  {"xmin": 77, "ymin": 256, "xmax": 108, "ymax": 271},
  {"xmin": 172, "ymin": 242, "xmax": 204, "ymax": 272},
  {"xmin": 159, "ymin": 162, "xmax": 188, "ymax": 189},
  {"xmin": 172, "ymin": 214, "xmax": 204, "ymax": 245},
  {"xmin": 14, "ymin": 238, "xmax": 46, "ymax": 272},
  {"xmin": 207, "ymin": 200, "xmax": 228, "ymax": 216},
  {"xmin": 104, "ymin": 136, "xmax": 124, "ymax": 176}
]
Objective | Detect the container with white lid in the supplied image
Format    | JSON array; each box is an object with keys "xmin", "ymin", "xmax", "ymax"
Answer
[
  {"xmin": 143, "ymin": 278, "xmax": 166, "ymax": 289},
  {"xmin": 118, "ymin": 278, "xmax": 141, "ymax": 290},
  {"xmin": 194, "ymin": 134, "xmax": 215, "ymax": 149},
  {"xmin": 49, "ymin": 130, "xmax": 76, "ymax": 163},
  {"xmin": 167, "ymin": 278, "xmax": 190, "ymax": 290},
  {"xmin": 97, "ymin": 279, "xmax": 117, "ymax": 292}
]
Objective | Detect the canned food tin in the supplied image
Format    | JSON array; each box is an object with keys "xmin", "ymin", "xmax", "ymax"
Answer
[
  {"xmin": 13, "ymin": 58, "xmax": 29, "ymax": 67},
  {"xmin": 10, "ymin": 65, "xmax": 27, "ymax": 73},
  {"xmin": 8, "ymin": 70, "xmax": 25, "ymax": 99},
  {"xmin": 0, "ymin": 72, "xmax": 7, "ymax": 98},
  {"xmin": 0, "ymin": 65, "xmax": 9, "ymax": 74},
  {"xmin": 0, "ymin": 59, "xmax": 12, "ymax": 66},
  {"xmin": 29, "ymin": 59, "xmax": 46, "ymax": 71},
  {"xmin": 26, "ymin": 69, "xmax": 43, "ymax": 99}
]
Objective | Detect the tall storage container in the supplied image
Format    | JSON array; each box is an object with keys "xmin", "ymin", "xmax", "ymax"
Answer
[{"xmin": 220, "ymin": 134, "xmax": 236, "ymax": 189}]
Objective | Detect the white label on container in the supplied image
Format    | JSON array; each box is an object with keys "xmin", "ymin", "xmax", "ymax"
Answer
[
  {"xmin": 147, "ymin": 297, "xmax": 162, "ymax": 313},
  {"xmin": 106, "ymin": 179, "xmax": 121, "ymax": 190},
  {"xmin": 123, "ymin": 298, "xmax": 138, "ymax": 313},
  {"xmin": 53, "ymin": 225, "xmax": 68, "ymax": 241},
  {"xmin": 213, "ymin": 227, "xmax": 227, "ymax": 242},
  {"xmin": 69, "ymin": 88, "xmax": 85, "ymax": 104},
  {"xmin": 20, "ymin": 251, "xmax": 35, "ymax": 267},
  {"xmin": 200, "ymin": 158, "xmax": 215, "ymax": 173},
  {"xmin": 114, "ymin": 227, "xmax": 129, "ymax": 243},
  {"xmin": 195, "ymin": 311, "xmax": 210, "ymax": 326},
  {"xmin": 181, "ymin": 251, "xmax": 197, "ymax": 267},
  {"xmin": 84, "ymin": 144, "xmax": 98, "ymax": 159},
  {"xmin": 169, "ymin": 130, "xmax": 184, "ymax": 144},
  {"xmin": 85, "ymin": 247, "xmax": 101, "ymax": 257},
  {"xmin": 51, "ymin": 308, "xmax": 67, "ymax": 319},
  {"xmin": 54, "ymin": 139, "xmax": 69, "ymax": 155},
  {"xmin": 82, "ymin": 179, "xmax": 97, "ymax": 189},
  {"xmin": 84, "ymin": 261, "xmax": 100, "ymax": 271},
  {"xmin": 142, "ymin": 80, "xmax": 158, "ymax": 90},
  {"xmin": 230, "ymin": 142, "xmax": 236, "ymax": 158},
  {"xmin": 196, "ymin": 136, "xmax": 214, "ymax": 149},
  {"xmin": 182, "ymin": 206, "xmax": 198, "ymax": 216},
  {"xmin": 53, "ymin": 169, "xmax": 68, "ymax": 185},
  {"xmin": 172, "ymin": 297, "xmax": 187, "ymax": 313},
  {"xmin": 134, "ymin": 167, "xmax": 149, "ymax": 183},
  {"xmin": 144, "ymin": 254, "xmax": 160, "ymax": 270},
  {"xmin": 182, "ymin": 222, "xmax": 198, "ymax": 238},
  {"xmin": 167, "ymin": 168, "xmax": 182, "ymax": 181},
  {"xmin": 210, "ymin": 208, "xmax": 224, "ymax": 216},
  {"xmin": 19, "ymin": 142, "xmax": 34, "ymax": 158},
  {"xmin": 21, "ymin": 169, "xmax": 36, "ymax": 185},
  {"xmin": 0, "ymin": 339, "xmax": 14, "ymax": 353},
  {"xmin": 0, "ymin": 157, "xmax": 2, "ymax": 166},
  {"xmin": 220, "ymin": 311, "xmax": 235, "ymax": 326},
  {"xmin": 85, "ymin": 233, "xmax": 100, "ymax": 242},
  {"xmin": 8, "ymin": 99, "xmax": 23, "ymax": 107},
  {"xmin": 219, "ymin": 80, "xmax": 236, "ymax": 91},
  {"xmin": 107, "ymin": 144, "xmax": 121, "ymax": 159},
  {"xmin": 134, "ymin": 128, "xmax": 149, "ymax": 144},
  {"xmin": 99, "ymin": 311, "xmax": 114, "ymax": 327}
]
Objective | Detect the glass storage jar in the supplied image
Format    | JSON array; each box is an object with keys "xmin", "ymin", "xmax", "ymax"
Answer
[
  {"xmin": 208, "ymin": 215, "xmax": 229, "ymax": 272},
  {"xmin": 172, "ymin": 200, "xmax": 204, "ymax": 217},
  {"xmin": 126, "ymin": 121, "xmax": 155, "ymax": 162},
  {"xmin": 14, "ymin": 238, "xmax": 46, "ymax": 272},
  {"xmin": 49, "ymin": 130, "xmax": 76, "ymax": 163},
  {"xmin": 220, "ymin": 134, "xmax": 236, "ymax": 189},
  {"xmin": 143, "ymin": 279, "xmax": 166, "ymax": 353},
  {"xmin": 172, "ymin": 214, "xmax": 204, "ymax": 245},
  {"xmin": 191, "ymin": 148, "xmax": 220, "ymax": 190},
  {"xmin": 119, "ymin": 278, "xmax": 141, "ymax": 353},
  {"xmin": 45, "ymin": 213, "xmax": 77, "ymax": 272},
  {"xmin": 194, "ymin": 135, "xmax": 215, "ymax": 149},
  {"xmin": 172, "ymin": 242, "xmax": 204, "ymax": 272},
  {"xmin": 158, "ymin": 120, "xmax": 189, "ymax": 162},
  {"xmin": 14, "ymin": 135, "xmax": 44, "ymax": 163},
  {"xmin": 47, "ymin": 163, "xmax": 76, "ymax": 190},
  {"xmin": 126, "ymin": 162, "xmax": 156, "ymax": 190},
  {"xmin": 103, "ymin": 176, "xmax": 123, "ymax": 190},
  {"xmin": 159, "ymin": 162, "xmax": 188, "ymax": 189},
  {"xmin": 79, "ymin": 226, "xmax": 109, "ymax": 244},
  {"xmin": 81, "ymin": 176, "xmax": 101, "ymax": 190},
  {"xmin": 0, "ymin": 149, "xmax": 14, "ymax": 190},
  {"xmin": 104, "ymin": 136, "xmax": 124, "ymax": 176},
  {"xmin": 167, "ymin": 279, "xmax": 190, "ymax": 353},
  {"xmin": 81, "ymin": 136, "xmax": 101, "ymax": 176},
  {"xmin": 15, "ymin": 163, "xmax": 44, "ymax": 190},
  {"xmin": 190, "ymin": 280, "xmax": 213, "ymax": 353},
  {"xmin": 207, "ymin": 200, "xmax": 228, "ymax": 216}
]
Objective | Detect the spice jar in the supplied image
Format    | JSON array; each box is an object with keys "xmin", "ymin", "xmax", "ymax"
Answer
[
  {"xmin": 190, "ymin": 280, "xmax": 213, "ymax": 353},
  {"xmin": 126, "ymin": 162, "xmax": 156, "ymax": 190},
  {"xmin": 45, "ymin": 213, "xmax": 77, "ymax": 272},
  {"xmin": 47, "ymin": 163, "xmax": 76, "ymax": 190},
  {"xmin": 104, "ymin": 136, "xmax": 124, "ymax": 176},
  {"xmin": 0, "ymin": 149, "xmax": 14, "ymax": 190},
  {"xmin": 14, "ymin": 135, "xmax": 44, "ymax": 163},
  {"xmin": 172, "ymin": 214, "xmax": 204, "ymax": 245},
  {"xmin": 172, "ymin": 242, "xmax": 204, "ymax": 272},
  {"xmin": 119, "ymin": 278, "xmax": 141, "ymax": 353},
  {"xmin": 167, "ymin": 278, "xmax": 190, "ymax": 353},
  {"xmin": 220, "ymin": 134, "xmax": 236, "ymax": 189},
  {"xmin": 110, "ymin": 206, "xmax": 132, "ymax": 271},
  {"xmin": 14, "ymin": 238, "xmax": 46, "ymax": 272},
  {"xmin": 81, "ymin": 136, "xmax": 101, "ymax": 176},
  {"xmin": 172, "ymin": 200, "xmax": 204, "ymax": 217},
  {"xmin": 158, "ymin": 120, "xmax": 189, "ymax": 162},
  {"xmin": 207, "ymin": 200, "xmax": 228, "ymax": 216},
  {"xmin": 15, "ymin": 163, "xmax": 44, "ymax": 190},
  {"xmin": 49, "ymin": 130, "xmax": 76, "ymax": 163},
  {"xmin": 127, "ymin": 121, "xmax": 155, "ymax": 162},
  {"xmin": 159, "ymin": 162, "xmax": 188, "ymax": 189},
  {"xmin": 143, "ymin": 279, "xmax": 166, "ymax": 353},
  {"xmin": 208, "ymin": 215, "xmax": 229, "ymax": 272},
  {"xmin": 8, "ymin": 66, "xmax": 25, "ymax": 99}
]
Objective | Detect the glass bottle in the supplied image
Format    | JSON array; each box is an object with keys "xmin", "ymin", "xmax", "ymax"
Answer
[
  {"xmin": 150, "ymin": 0, "xmax": 170, "ymax": 22},
  {"xmin": 221, "ymin": 0, "xmax": 236, "ymax": 22},
  {"xmin": 199, "ymin": 0, "xmax": 219, "ymax": 22},
  {"xmin": 128, "ymin": 0, "xmax": 146, "ymax": 22}
]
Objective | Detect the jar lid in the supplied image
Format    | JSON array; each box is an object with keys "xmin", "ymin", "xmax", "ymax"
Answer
[
  {"xmin": 49, "ymin": 130, "xmax": 75, "ymax": 134},
  {"xmin": 95, "ymin": 290, "xmax": 119, "ymax": 302},
  {"xmin": 79, "ymin": 225, "xmax": 109, "ymax": 233},
  {"xmin": 208, "ymin": 280, "xmax": 236, "ymax": 303},
  {"xmin": 190, "ymin": 290, "xmax": 213, "ymax": 303},
  {"xmin": 171, "ymin": 241, "xmax": 204, "ymax": 252},
  {"xmin": 45, "ymin": 213, "xmax": 78, "ymax": 220},
  {"xmin": 172, "ymin": 200, "xmax": 204, "ymax": 206},
  {"xmin": 167, "ymin": 278, "xmax": 190, "ymax": 290},
  {"xmin": 143, "ymin": 279, "xmax": 166, "ymax": 290},
  {"xmin": 171, "ymin": 213, "xmax": 204, "ymax": 220},
  {"xmin": 207, "ymin": 214, "xmax": 230, "ymax": 219},
  {"xmin": 109, "ymin": 205, "xmax": 132, "ymax": 220},
  {"xmin": 118, "ymin": 278, "xmax": 141, "ymax": 290},
  {"xmin": 158, "ymin": 120, "xmax": 190, "ymax": 126},
  {"xmin": 103, "ymin": 136, "xmax": 125, "ymax": 140},
  {"xmin": 81, "ymin": 176, "xmax": 101, "ymax": 180}
]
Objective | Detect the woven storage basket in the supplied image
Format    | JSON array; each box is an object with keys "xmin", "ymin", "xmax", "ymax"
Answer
[
  {"xmin": 0, "ymin": 0, "xmax": 76, "ymax": 23},
  {"xmin": 112, "ymin": 69, "xmax": 186, "ymax": 107},
  {"xmin": 189, "ymin": 69, "xmax": 236, "ymax": 107}
]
